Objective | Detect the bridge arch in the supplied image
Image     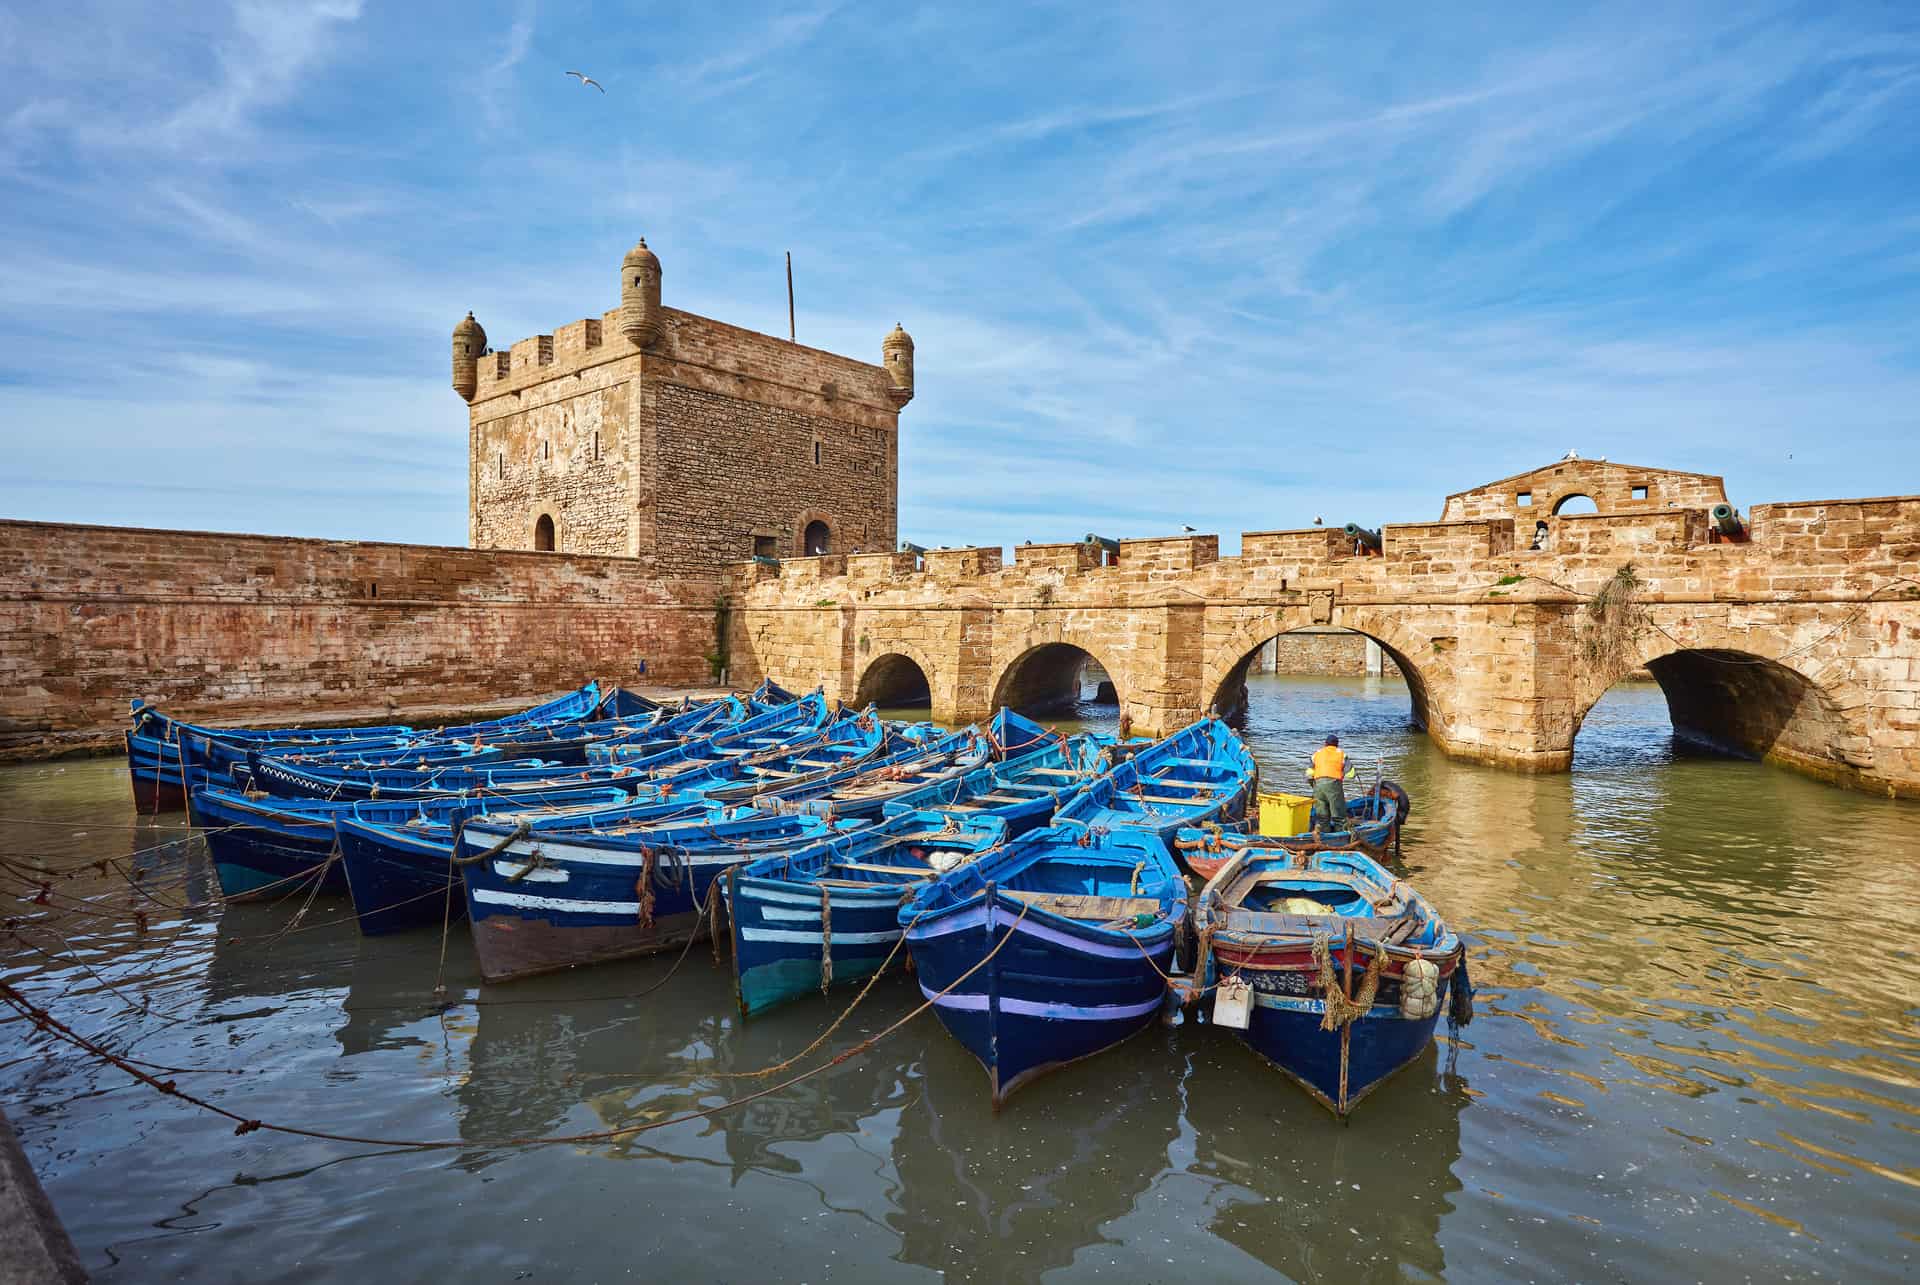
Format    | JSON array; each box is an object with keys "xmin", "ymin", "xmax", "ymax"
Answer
[
  {"xmin": 1570, "ymin": 615, "xmax": 1869, "ymax": 773},
  {"xmin": 991, "ymin": 638, "xmax": 1126, "ymax": 717},
  {"xmin": 855, "ymin": 650, "xmax": 933, "ymax": 709},
  {"xmin": 1202, "ymin": 605, "xmax": 1449, "ymax": 739}
]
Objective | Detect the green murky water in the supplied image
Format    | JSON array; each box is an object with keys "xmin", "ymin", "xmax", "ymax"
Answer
[{"xmin": 2, "ymin": 675, "xmax": 1916, "ymax": 1282}]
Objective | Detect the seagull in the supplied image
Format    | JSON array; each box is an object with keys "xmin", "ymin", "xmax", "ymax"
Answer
[
  {"xmin": 1563, "ymin": 449, "xmax": 1580, "ymax": 460},
  {"xmin": 1182, "ymin": 524, "xmax": 1196, "ymax": 533},
  {"xmin": 1312, "ymin": 516, "xmax": 1323, "ymax": 526},
  {"xmin": 566, "ymin": 70, "xmax": 606, "ymax": 93}
]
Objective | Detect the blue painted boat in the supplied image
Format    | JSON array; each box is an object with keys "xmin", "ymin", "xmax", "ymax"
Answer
[
  {"xmin": 128, "ymin": 682, "xmax": 607, "ymax": 810},
  {"xmin": 335, "ymin": 794, "xmax": 717, "ymax": 935},
  {"xmin": 458, "ymin": 809, "xmax": 857, "ymax": 982},
  {"xmin": 246, "ymin": 697, "xmax": 749, "ymax": 801},
  {"xmin": 741, "ymin": 727, "xmax": 991, "ymax": 818},
  {"xmin": 879, "ymin": 731, "xmax": 1104, "ymax": 836},
  {"xmin": 1193, "ymin": 847, "xmax": 1470, "ymax": 1118},
  {"xmin": 1054, "ymin": 718, "xmax": 1257, "ymax": 838},
  {"xmin": 1173, "ymin": 784, "xmax": 1407, "ymax": 881},
  {"xmin": 649, "ymin": 709, "xmax": 891, "ymax": 804},
  {"xmin": 590, "ymin": 691, "xmax": 832, "ymax": 769},
  {"xmin": 727, "ymin": 809, "xmax": 1008, "ymax": 1017},
  {"xmin": 189, "ymin": 781, "xmax": 632, "ymax": 901},
  {"xmin": 898, "ymin": 824, "xmax": 1186, "ymax": 1106}
]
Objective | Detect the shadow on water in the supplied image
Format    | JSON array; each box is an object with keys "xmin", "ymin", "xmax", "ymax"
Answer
[{"xmin": 2, "ymin": 679, "xmax": 1919, "ymax": 1281}]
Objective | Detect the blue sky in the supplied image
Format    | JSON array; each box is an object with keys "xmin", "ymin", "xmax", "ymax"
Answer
[{"xmin": 2, "ymin": 2, "xmax": 1916, "ymax": 551}]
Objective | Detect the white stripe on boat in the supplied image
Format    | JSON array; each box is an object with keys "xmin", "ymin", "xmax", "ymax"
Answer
[
  {"xmin": 492, "ymin": 860, "xmax": 568, "ymax": 883},
  {"xmin": 739, "ymin": 927, "xmax": 900, "ymax": 945},
  {"xmin": 907, "ymin": 904, "xmax": 1168, "ymax": 960},
  {"xmin": 916, "ymin": 984, "xmax": 1162, "ymax": 1021},
  {"xmin": 471, "ymin": 889, "xmax": 642, "ymax": 915}
]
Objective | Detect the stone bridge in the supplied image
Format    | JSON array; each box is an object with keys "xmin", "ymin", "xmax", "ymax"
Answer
[{"xmin": 726, "ymin": 462, "xmax": 1920, "ymax": 798}]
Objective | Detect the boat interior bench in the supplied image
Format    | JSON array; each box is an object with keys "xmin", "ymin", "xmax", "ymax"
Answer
[
  {"xmin": 832, "ymin": 861, "xmax": 935, "ymax": 877},
  {"xmin": 1218, "ymin": 909, "xmax": 1420, "ymax": 943},
  {"xmin": 999, "ymin": 889, "xmax": 1161, "ymax": 921}
]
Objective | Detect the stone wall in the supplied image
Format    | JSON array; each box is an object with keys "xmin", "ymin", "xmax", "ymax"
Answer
[
  {"xmin": 1442, "ymin": 459, "xmax": 1728, "ymax": 522},
  {"xmin": 0, "ymin": 520, "xmax": 719, "ymax": 757},
  {"xmin": 1256, "ymin": 630, "xmax": 1402, "ymax": 678}
]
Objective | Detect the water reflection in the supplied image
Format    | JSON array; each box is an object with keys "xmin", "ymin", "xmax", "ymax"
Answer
[{"xmin": 3, "ymin": 682, "xmax": 1920, "ymax": 1281}]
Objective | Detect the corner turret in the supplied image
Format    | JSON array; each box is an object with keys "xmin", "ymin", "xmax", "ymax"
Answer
[
  {"xmin": 882, "ymin": 322, "xmax": 914, "ymax": 408},
  {"xmin": 452, "ymin": 311, "xmax": 486, "ymax": 401},
  {"xmin": 620, "ymin": 238, "xmax": 663, "ymax": 348}
]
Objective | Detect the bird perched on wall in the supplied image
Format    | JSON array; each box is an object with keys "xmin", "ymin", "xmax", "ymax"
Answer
[
  {"xmin": 566, "ymin": 70, "xmax": 606, "ymax": 92},
  {"xmin": 1182, "ymin": 524, "xmax": 1196, "ymax": 532},
  {"xmin": 1563, "ymin": 449, "xmax": 1580, "ymax": 460}
]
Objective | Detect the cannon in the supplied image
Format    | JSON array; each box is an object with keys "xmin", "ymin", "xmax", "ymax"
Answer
[
  {"xmin": 1709, "ymin": 504, "xmax": 1747, "ymax": 541},
  {"xmin": 1082, "ymin": 533, "xmax": 1120, "ymax": 555},
  {"xmin": 898, "ymin": 541, "xmax": 927, "ymax": 556},
  {"xmin": 1342, "ymin": 523, "xmax": 1383, "ymax": 554}
]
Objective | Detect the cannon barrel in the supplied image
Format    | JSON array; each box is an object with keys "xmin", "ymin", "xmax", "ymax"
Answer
[
  {"xmin": 898, "ymin": 541, "xmax": 927, "ymax": 556},
  {"xmin": 1709, "ymin": 504, "xmax": 1744, "ymax": 537},
  {"xmin": 1342, "ymin": 523, "xmax": 1383, "ymax": 552},
  {"xmin": 1082, "ymin": 533, "xmax": 1121, "ymax": 554}
]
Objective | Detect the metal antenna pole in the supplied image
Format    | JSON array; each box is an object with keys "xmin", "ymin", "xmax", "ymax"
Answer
[{"xmin": 786, "ymin": 251, "xmax": 795, "ymax": 342}]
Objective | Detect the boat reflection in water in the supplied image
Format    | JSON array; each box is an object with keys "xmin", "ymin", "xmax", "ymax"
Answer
[
  {"xmin": 886, "ymin": 1020, "xmax": 1184, "ymax": 1281},
  {"xmin": 1180, "ymin": 1039, "xmax": 1468, "ymax": 1282}
]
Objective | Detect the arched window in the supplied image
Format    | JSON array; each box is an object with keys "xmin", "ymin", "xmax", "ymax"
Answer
[
  {"xmin": 1552, "ymin": 494, "xmax": 1598, "ymax": 515},
  {"xmin": 804, "ymin": 520, "xmax": 831, "ymax": 556},
  {"xmin": 533, "ymin": 514, "xmax": 556, "ymax": 551}
]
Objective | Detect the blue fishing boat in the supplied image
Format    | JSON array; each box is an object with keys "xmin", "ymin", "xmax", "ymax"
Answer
[
  {"xmin": 726, "ymin": 810, "xmax": 1008, "ymax": 1017},
  {"xmin": 128, "ymin": 682, "xmax": 609, "ymax": 810},
  {"xmin": 1053, "ymin": 717, "xmax": 1256, "ymax": 838},
  {"xmin": 1193, "ymin": 847, "xmax": 1470, "ymax": 1118},
  {"xmin": 898, "ymin": 824, "xmax": 1186, "ymax": 1106},
  {"xmin": 592, "ymin": 691, "xmax": 833, "ymax": 769},
  {"xmin": 334, "ymin": 794, "xmax": 717, "ymax": 935},
  {"xmin": 880, "ymin": 730, "xmax": 1105, "ymax": 836},
  {"xmin": 1174, "ymin": 783, "xmax": 1408, "ymax": 881},
  {"xmin": 743, "ymin": 727, "xmax": 990, "ymax": 818},
  {"xmin": 458, "ymin": 809, "xmax": 857, "ymax": 982},
  {"xmin": 189, "ymin": 781, "xmax": 632, "ymax": 901},
  {"xmin": 651, "ymin": 710, "xmax": 890, "ymax": 803}
]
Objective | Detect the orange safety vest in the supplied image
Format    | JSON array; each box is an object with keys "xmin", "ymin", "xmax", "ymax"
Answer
[{"xmin": 1310, "ymin": 745, "xmax": 1347, "ymax": 781}]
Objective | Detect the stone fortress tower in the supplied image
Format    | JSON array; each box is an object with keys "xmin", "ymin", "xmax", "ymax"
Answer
[{"xmin": 452, "ymin": 238, "xmax": 913, "ymax": 576}]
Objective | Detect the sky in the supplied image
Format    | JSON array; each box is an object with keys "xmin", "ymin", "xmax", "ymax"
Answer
[{"xmin": 2, "ymin": 1, "xmax": 1917, "ymax": 552}]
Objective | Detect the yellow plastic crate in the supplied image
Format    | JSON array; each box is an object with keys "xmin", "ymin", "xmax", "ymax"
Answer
[{"xmin": 1258, "ymin": 791, "xmax": 1315, "ymax": 837}]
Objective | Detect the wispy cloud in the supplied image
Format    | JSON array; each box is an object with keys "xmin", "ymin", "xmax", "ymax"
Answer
[{"xmin": 2, "ymin": 0, "xmax": 1917, "ymax": 549}]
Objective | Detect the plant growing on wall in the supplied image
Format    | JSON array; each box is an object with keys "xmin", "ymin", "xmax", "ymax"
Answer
[
  {"xmin": 1578, "ymin": 563, "xmax": 1649, "ymax": 676},
  {"xmin": 705, "ymin": 598, "xmax": 732, "ymax": 681}
]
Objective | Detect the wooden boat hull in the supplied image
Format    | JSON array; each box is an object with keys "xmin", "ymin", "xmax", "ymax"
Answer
[
  {"xmin": 456, "ymin": 823, "xmax": 828, "ymax": 983},
  {"xmin": 728, "ymin": 870, "xmax": 907, "ymax": 1017},
  {"xmin": 336, "ymin": 818, "xmax": 466, "ymax": 937},
  {"xmin": 1212, "ymin": 937, "xmax": 1462, "ymax": 1117},
  {"xmin": 191, "ymin": 789, "xmax": 347, "ymax": 900},
  {"xmin": 905, "ymin": 893, "xmax": 1173, "ymax": 1107}
]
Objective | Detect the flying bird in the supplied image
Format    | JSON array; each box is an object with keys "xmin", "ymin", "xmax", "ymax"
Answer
[
  {"xmin": 566, "ymin": 70, "xmax": 606, "ymax": 93},
  {"xmin": 1312, "ymin": 516, "xmax": 1323, "ymax": 526},
  {"xmin": 1182, "ymin": 524, "xmax": 1196, "ymax": 533}
]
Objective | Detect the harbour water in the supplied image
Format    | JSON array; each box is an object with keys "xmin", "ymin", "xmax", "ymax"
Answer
[{"xmin": 2, "ymin": 674, "xmax": 1916, "ymax": 1282}]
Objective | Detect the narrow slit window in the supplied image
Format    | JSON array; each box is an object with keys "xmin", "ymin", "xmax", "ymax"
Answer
[
  {"xmin": 592, "ymin": 431, "xmax": 601, "ymax": 461},
  {"xmin": 814, "ymin": 441, "xmax": 822, "ymax": 467},
  {"xmin": 497, "ymin": 453, "xmax": 504, "ymax": 479}
]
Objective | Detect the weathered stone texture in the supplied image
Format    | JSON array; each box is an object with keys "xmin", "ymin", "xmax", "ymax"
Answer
[
  {"xmin": 1443, "ymin": 459, "xmax": 1728, "ymax": 521},
  {"xmin": 464, "ymin": 243, "xmax": 909, "ymax": 579},
  {"xmin": 0, "ymin": 520, "xmax": 719, "ymax": 756},
  {"xmin": 727, "ymin": 479, "xmax": 1920, "ymax": 800}
]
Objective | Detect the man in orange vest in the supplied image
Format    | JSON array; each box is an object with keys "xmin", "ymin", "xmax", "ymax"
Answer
[{"xmin": 1305, "ymin": 734, "xmax": 1354, "ymax": 833}]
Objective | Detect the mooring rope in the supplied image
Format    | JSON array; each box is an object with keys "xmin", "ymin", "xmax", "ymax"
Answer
[{"xmin": 0, "ymin": 900, "xmax": 1034, "ymax": 1151}]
